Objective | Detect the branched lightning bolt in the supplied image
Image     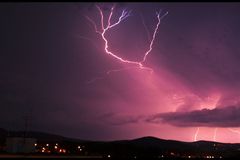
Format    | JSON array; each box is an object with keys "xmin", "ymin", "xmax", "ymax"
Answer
[
  {"xmin": 194, "ymin": 127, "xmax": 200, "ymax": 141},
  {"xmin": 141, "ymin": 10, "xmax": 168, "ymax": 64},
  {"xmin": 85, "ymin": 4, "xmax": 168, "ymax": 83}
]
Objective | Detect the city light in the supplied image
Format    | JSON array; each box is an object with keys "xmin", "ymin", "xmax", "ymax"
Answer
[
  {"xmin": 206, "ymin": 155, "xmax": 215, "ymax": 159},
  {"xmin": 30, "ymin": 141, "xmax": 238, "ymax": 158},
  {"xmin": 170, "ymin": 152, "xmax": 175, "ymax": 156}
]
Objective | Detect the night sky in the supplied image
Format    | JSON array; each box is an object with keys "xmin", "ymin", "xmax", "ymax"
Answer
[{"xmin": 1, "ymin": 2, "xmax": 240, "ymax": 143}]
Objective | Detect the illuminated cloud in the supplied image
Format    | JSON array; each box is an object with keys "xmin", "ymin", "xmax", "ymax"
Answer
[{"xmin": 146, "ymin": 106, "xmax": 240, "ymax": 127}]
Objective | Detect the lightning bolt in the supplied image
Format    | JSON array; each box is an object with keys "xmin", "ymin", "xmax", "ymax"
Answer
[
  {"xmin": 85, "ymin": 4, "xmax": 168, "ymax": 83},
  {"xmin": 106, "ymin": 66, "xmax": 139, "ymax": 74},
  {"xmin": 194, "ymin": 127, "xmax": 200, "ymax": 141},
  {"xmin": 141, "ymin": 10, "xmax": 168, "ymax": 64},
  {"xmin": 213, "ymin": 128, "xmax": 218, "ymax": 141}
]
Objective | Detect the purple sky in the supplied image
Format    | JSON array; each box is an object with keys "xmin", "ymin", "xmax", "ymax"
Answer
[{"xmin": 1, "ymin": 3, "xmax": 240, "ymax": 143}]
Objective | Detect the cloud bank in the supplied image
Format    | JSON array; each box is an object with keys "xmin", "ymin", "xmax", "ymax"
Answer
[{"xmin": 146, "ymin": 106, "xmax": 240, "ymax": 127}]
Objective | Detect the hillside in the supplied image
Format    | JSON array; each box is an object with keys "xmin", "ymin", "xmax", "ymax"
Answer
[{"xmin": 1, "ymin": 128, "xmax": 240, "ymax": 158}]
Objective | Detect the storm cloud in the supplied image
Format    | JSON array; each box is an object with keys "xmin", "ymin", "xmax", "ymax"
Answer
[
  {"xmin": 1, "ymin": 3, "xmax": 240, "ymax": 142},
  {"xmin": 146, "ymin": 106, "xmax": 240, "ymax": 127}
]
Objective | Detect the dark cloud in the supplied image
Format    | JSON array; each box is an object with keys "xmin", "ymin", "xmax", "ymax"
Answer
[
  {"xmin": 100, "ymin": 112, "xmax": 143, "ymax": 126},
  {"xmin": 146, "ymin": 106, "xmax": 240, "ymax": 127}
]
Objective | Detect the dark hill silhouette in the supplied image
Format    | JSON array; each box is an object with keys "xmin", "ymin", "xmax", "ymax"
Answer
[
  {"xmin": 1, "ymin": 128, "xmax": 240, "ymax": 158},
  {"xmin": 0, "ymin": 128, "xmax": 87, "ymax": 144}
]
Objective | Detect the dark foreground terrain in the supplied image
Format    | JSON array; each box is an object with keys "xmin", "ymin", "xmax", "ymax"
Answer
[{"xmin": 1, "ymin": 128, "xmax": 240, "ymax": 158}]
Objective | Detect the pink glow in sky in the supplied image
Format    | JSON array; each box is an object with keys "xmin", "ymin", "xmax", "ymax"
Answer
[
  {"xmin": 77, "ymin": 3, "xmax": 240, "ymax": 143},
  {"xmin": 2, "ymin": 3, "xmax": 240, "ymax": 144}
]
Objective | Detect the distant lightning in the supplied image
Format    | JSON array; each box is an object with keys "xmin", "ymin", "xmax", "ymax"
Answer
[
  {"xmin": 106, "ymin": 66, "xmax": 138, "ymax": 74},
  {"xmin": 213, "ymin": 128, "xmax": 218, "ymax": 141},
  {"xmin": 85, "ymin": 4, "xmax": 168, "ymax": 79},
  {"xmin": 191, "ymin": 94, "xmax": 220, "ymax": 142},
  {"xmin": 194, "ymin": 127, "xmax": 200, "ymax": 141},
  {"xmin": 85, "ymin": 66, "xmax": 140, "ymax": 85}
]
